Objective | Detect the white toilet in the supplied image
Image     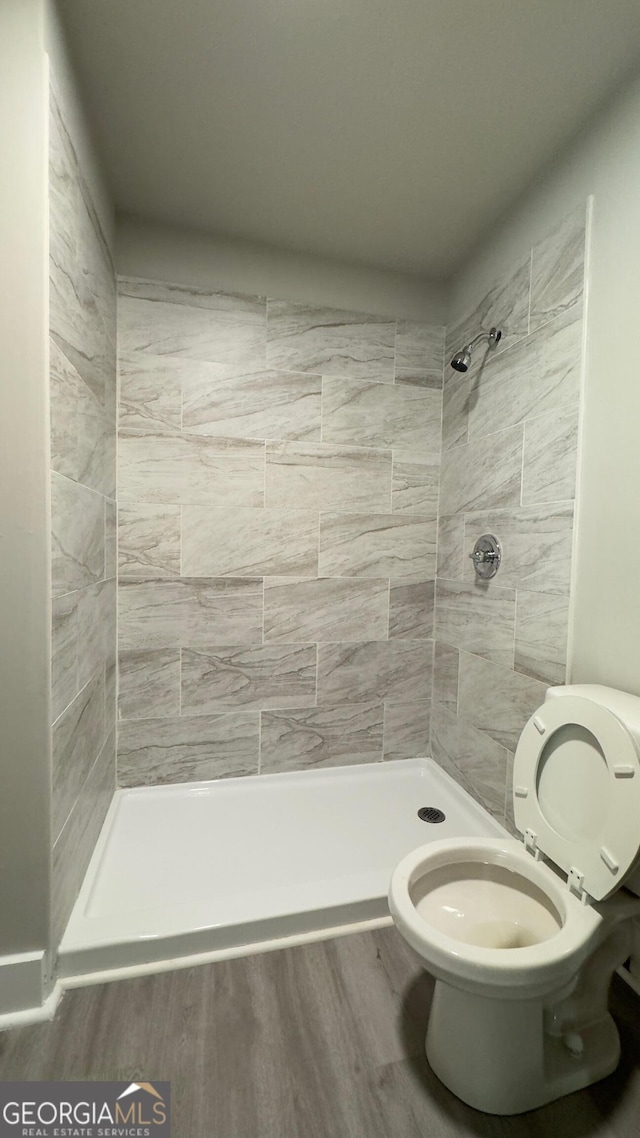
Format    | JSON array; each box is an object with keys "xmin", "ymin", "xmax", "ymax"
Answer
[{"xmin": 389, "ymin": 684, "xmax": 640, "ymax": 1115}]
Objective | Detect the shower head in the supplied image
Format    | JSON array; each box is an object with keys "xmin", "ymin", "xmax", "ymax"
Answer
[
  {"xmin": 450, "ymin": 346, "xmax": 472, "ymax": 373},
  {"xmin": 450, "ymin": 326, "xmax": 502, "ymax": 372}
]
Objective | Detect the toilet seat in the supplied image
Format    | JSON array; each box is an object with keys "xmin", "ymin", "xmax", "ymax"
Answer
[
  {"xmin": 514, "ymin": 695, "xmax": 640, "ymax": 901},
  {"xmin": 389, "ymin": 837, "xmax": 604, "ymax": 999}
]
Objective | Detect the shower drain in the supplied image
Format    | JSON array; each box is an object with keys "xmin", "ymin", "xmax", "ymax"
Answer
[{"xmin": 417, "ymin": 806, "xmax": 446, "ymax": 824}]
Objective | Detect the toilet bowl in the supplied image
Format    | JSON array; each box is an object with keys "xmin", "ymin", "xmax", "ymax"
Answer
[{"xmin": 389, "ymin": 684, "xmax": 640, "ymax": 1115}]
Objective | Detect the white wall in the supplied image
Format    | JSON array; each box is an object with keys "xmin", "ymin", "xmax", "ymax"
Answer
[
  {"xmin": 0, "ymin": 0, "xmax": 51, "ymax": 970},
  {"xmin": 116, "ymin": 214, "xmax": 446, "ymax": 323},
  {"xmin": 447, "ymin": 68, "xmax": 640, "ymax": 697}
]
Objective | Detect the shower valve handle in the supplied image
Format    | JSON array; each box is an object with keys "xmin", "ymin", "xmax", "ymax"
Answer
[
  {"xmin": 469, "ymin": 549, "xmax": 498, "ymax": 564},
  {"xmin": 469, "ymin": 534, "xmax": 502, "ymax": 580}
]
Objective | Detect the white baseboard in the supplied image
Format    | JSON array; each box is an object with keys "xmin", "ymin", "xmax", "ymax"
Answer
[{"xmin": 0, "ymin": 951, "xmax": 63, "ymax": 1031}]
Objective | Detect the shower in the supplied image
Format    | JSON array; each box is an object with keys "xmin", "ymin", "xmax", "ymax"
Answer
[{"xmin": 450, "ymin": 326, "xmax": 502, "ymax": 372}]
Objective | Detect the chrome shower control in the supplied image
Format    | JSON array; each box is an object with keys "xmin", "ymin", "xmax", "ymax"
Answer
[{"xmin": 469, "ymin": 534, "xmax": 501, "ymax": 580}]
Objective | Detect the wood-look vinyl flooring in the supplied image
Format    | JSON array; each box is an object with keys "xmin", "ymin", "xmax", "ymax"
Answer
[{"xmin": 0, "ymin": 927, "xmax": 639, "ymax": 1138}]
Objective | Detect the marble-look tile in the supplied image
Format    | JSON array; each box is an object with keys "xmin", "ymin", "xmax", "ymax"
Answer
[
  {"xmin": 76, "ymin": 578, "xmax": 117, "ymax": 693},
  {"xmin": 118, "ymin": 431, "xmax": 265, "ymax": 506},
  {"xmin": 317, "ymin": 640, "xmax": 432, "ymax": 705},
  {"xmin": 394, "ymin": 322, "xmax": 444, "ymax": 388},
  {"xmin": 51, "ymin": 471, "xmax": 104, "ymax": 597},
  {"xmin": 391, "ymin": 453, "xmax": 439, "ymax": 517},
  {"xmin": 49, "ymin": 89, "xmax": 79, "ymax": 318},
  {"xmin": 118, "ymin": 577, "xmax": 263, "ymax": 649},
  {"xmin": 261, "ymin": 703, "xmax": 384, "ymax": 772},
  {"xmin": 264, "ymin": 577, "xmax": 388, "ymax": 643},
  {"xmin": 265, "ymin": 442, "xmax": 391, "ymax": 512},
  {"xmin": 530, "ymin": 204, "xmax": 586, "ymax": 333},
  {"xmin": 117, "ymin": 278, "xmax": 266, "ymax": 369},
  {"xmin": 183, "ymin": 366, "xmax": 322, "ymax": 442},
  {"xmin": 117, "ymin": 713, "xmax": 260, "ymax": 787},
  {"xmin": 77, "ymin": 397, "xmax": 115, "ymax": 502},
  {"xmin": 467, "ymin": 304, "xmax": 583, "ymax": 441},
  {"xmin": 52, "ymin": 669, "xmax": 106, "ymax": 842},
  {"xmin": 50, "ymin": 338, "xmax": 80, "ymax": 481},
  {"xmin": 457, "ymin": 650, "xmax": 546, "ymax": 752},
  {"xmin": 73, "ymin": 148, "xmax": 114, "ymax": 327},
  {"xmin": 436, "ymin": 515, "xmax": 465, "ymax": 580},
  {"xmin": 515, "ymin": 591, "xmax": 570, "ymax": 685},
  {"xmin": 389, "ymin": 579, "xmax": 434, "ymax": 640},
  {"xmin": 181, "ymin": 644, "xmax": 317, "ymax": 712},
  {"xmin": 522, "ymin": 404, "xmax": 579, "ymax": 505},
  {"xmin": 322, "ymin": 376, "xmax": 442, "ymax": 453},
  {"xmin": 441, "ymin": 369, "xmax": 471, "ymax": 452},
  {"xmin": 118, "ymin": 351, "xmax": 182, "ymax": 434},
  {"xmin": 439, "ymin": 425, "xmax": 524, "ymax": 516},
  {"xmin": 118, "ymin": 648, "xmax": 181, "ymax": 720},
  {"xmin": 266, "ymin": 299, "xmax": 395, "ymax": 383},
  {"xmin": 105, "ymin": 500, "xmax": 117, "ymax": 579},
  {"xmin": 50, "ymin": 251, "xmax": 113, "ymax": 417},
  {"xmin": 49, "ymin": 92, "xmax": 115, "ymax": 410},
  {"xmin": 118, "ymin": 504, "xmax": 181, "ymax": 578},
  {"xmin": 383, "ymin": 701, "xmax": 430, "ymax": 761},
  {"xmin": 105, "ymin": 651, "xmax": 117, "ymax": 732},
  {"xmin": 52, "ymin": 590, "xmax": 79, "ymax": 723},
  {"xmin": 433, "ymin": 642, "xmax": 459, "ymax": 710},
  {"xmin": 462, "ymin": 504, "xmax": 574, "ymax": 594},
  {"xmin": 430, "ymin": 701, "xmax": 508, "ymax": 821},
  {"xmin": 445, "ymin": 252, "xmax": 531, "ymax": 368},
  {"xmin": 435, "ymin": 579, "xmax": 516, "ymax": 667},
  {"xmin": 319, "ymin": 513, "xmax": 435, "ymax": 578},
  {"xmin": 52, "ymin": 727, "xmax": 115, "ymax": 949},
  {"xmin": 51, "ymin": 336, "xmax": 113, "ymax": 498},
  {"xmin": 182, "ymin": 506, "xmax": 318, "ymax": 577}
]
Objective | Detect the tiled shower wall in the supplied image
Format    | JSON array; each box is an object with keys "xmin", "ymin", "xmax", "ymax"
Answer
[
  {"xmin": 431, "ymin": 203, "xmax": 587, "ymax": 828},
  {"xmin": 49, "ymin": 75, "xmax": 117, "ymax": 946},
  {"xmin": 116, "ymin": 278, "xmax": 444, "ymax": 784}
]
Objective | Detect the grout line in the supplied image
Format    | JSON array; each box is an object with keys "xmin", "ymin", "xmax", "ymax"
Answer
[
  {"xmin": 315, "ymin": 511, "xmax": 321, "ymax": 579},
  {"xmin": 179, "ymin": 504, "xmax": 183, "ymax": 577},
  {"xmin": 257, "ymin": 708, "xmax": 262, "ymax": 776},
  {"xmin": 527, "ymin": 246, "xmax": 533, "ymax": 335},
  {"xmin": 386, "ymin": 578, "xmax": 391, "ymax": 640},
  {"xmin": 381, "ymin": 698, "xmax": 387, "ymax": 761},
  {"xmin": 512, "ymin": 589, "xmax": 519, "ymax": 674},
  {"xmin": 51, "ymin": 467, "xmax": 107, "ymax": 500},
  {"xmin": 519, "ymin": 421, "xmax": 527, "ymax": 507},
  {"xmin": 178, "ymin": 648, "xmax": 183, "ymax": 717}
]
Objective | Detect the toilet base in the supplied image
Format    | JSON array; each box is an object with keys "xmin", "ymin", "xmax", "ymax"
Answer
[{"xmin": 425, "ymin": 979, "xmax": 621, "ymax": 1115}]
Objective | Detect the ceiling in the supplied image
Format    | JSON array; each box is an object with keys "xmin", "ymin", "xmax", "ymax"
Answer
[{"xmin": 58, "ymin": 0, "xmax": 640, "ymax": 279}]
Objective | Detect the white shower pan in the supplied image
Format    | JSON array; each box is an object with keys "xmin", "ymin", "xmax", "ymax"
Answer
[{"xmin": 59, "ymin": 758, "xmax": 505, "ymax": 980}]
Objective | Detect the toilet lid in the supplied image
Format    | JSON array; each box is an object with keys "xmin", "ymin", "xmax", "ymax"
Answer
[{"xmin": 513, "ymin": 695, "xmax": 640, "ymax": 900}]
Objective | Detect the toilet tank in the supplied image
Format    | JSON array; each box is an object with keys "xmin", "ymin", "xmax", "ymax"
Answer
[{"xmin": 545, "ymin": 684, "xmax": 640, "ymax": 897}]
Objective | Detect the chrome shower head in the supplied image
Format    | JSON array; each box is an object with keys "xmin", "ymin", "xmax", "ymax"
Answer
[
  {"xmin": 450, "ymin": 326, "xmax": 502, "ymax": 372},
  {"xmin": 451, "ymin": 347, "xmax": 472, "ymax": 373}
]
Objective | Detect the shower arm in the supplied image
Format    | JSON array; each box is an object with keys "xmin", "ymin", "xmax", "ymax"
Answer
[{"xmin": 463, "ymin": 328, "xmax": 501, "ymax": 352}]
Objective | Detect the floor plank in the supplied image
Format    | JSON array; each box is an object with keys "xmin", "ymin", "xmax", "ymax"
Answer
[{"xmin": 0, "ymin": 927, "xmax": 638, "ymax": 1138}]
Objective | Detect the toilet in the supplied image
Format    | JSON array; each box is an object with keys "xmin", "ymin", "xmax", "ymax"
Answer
[{"xmin": 389, "ymin": 684, "xmax": 640, "ymax": 1115}]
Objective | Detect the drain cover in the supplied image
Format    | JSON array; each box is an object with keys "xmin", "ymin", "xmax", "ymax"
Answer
[{"xmin": 418, "ymin": 806, "xmax": 446, "ymax": 823}]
